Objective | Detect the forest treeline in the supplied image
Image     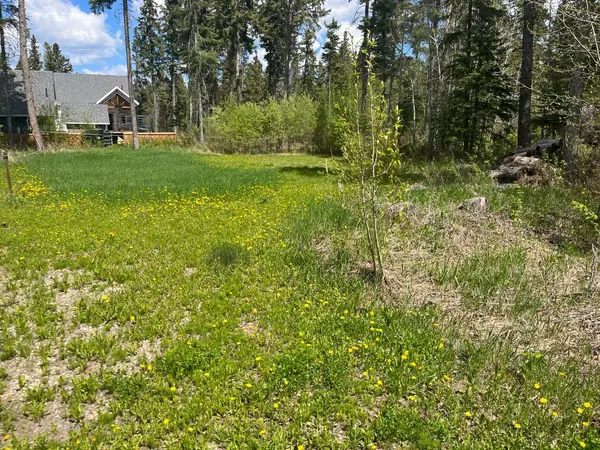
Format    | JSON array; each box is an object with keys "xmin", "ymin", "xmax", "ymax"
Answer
[
  {"xmin": 127, "ymin": 0, "xmax": 600, "ymax": 163},
  {"xmin": 2, "ymin": 0, "xmax": 600, "ymax": 166}
]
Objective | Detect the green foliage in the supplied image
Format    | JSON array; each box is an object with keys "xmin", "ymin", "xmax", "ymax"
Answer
[
  {"xmin": 336, "ymin": 55, "xmax": 401, "ymax": 279},
  {"xmin": 206, "ymin": 95, "xmax": 317, "ymax": 153},
  {"xmin": 42, "ymin": 42, "xmax": 72, "ymax": 73}
]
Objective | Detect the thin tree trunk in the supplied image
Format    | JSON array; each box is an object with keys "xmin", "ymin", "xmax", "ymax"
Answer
[
  {"xmin": 387, "ymin": 73, "xmax": 394, "ymax": 118},
  {"xmin": 198, "ymin": 76, "xmax": 205, "ymax": 147},
  {"xmin": 517, "ymin": 0, "xmax": 535, "ymax": 148},
  {"xmin": 152, "ymin": 72, "xmax": 159, "ymax": 132},
  {"xmin": 462, "ymin": 0, "xmax": 473, "ymax": 155},
  {"xmin": 360, "ymin": 0, "xmax": 370, "ymax": 112},
  {"xmin": 0, "ymin": 4, "xmax": 14, "ymax": 146},
  {"xmin": 123, "ymin": 0, "xmax": 139, "ymax": 149},
  {"xmin": 171, "ymin": 66, "xmax": 177, "ymax": 133},
  {"xmin": 411, "ymin": 77, "xmax": 416, "ymax": 153},
  {"xmin": 17, "ymin": 0, "xmax": 43, "ymax": 150},
  {"xmin": 235, "ymin": 43, "xmax": 242, "ymax": 103},
  {"xmin": 283, "ymin": 0, "xmax": 292, "ymax": 99},
  {"xmin": 564, "ymin": 68, "xmax": 583, "ymax": 173},
  {"xmin": 397, "ymin": 33, "xmax": 405, "ymax": 122}
]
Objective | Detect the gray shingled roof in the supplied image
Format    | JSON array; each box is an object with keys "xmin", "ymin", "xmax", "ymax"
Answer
[{"xmin": 0, "ymin": 71, "xmax": 131, "ymax": 125}]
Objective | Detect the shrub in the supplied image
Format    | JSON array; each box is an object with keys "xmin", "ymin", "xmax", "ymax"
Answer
[{"xmin": 205, "ymin": 96, "xmax": 316, "ymax": 154}]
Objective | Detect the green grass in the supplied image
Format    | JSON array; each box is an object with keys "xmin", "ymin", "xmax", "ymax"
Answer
[{"xmin": 0, "ymin": 148, "xmax": 599, "ymax": 449}]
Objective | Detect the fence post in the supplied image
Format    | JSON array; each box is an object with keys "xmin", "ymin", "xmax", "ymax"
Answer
[{"xmin": 3, "ymin": 153, "xmax": 12, "ymax": 195}]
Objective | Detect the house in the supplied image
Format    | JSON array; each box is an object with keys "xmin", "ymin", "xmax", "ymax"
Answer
[{"xmin": 0, "ymin": 70, "xmax": 145, "ymax": 133}]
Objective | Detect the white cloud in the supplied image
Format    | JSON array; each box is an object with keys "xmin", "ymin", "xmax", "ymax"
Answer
[
  {"xmin": 26, "ymin": 0, "xmax": 122, "ymax": 66},
  {"xmin": 316, "ymin": 0, "xmax": 363, "ymax": 57},
  {"xmin": 82, "ymin": 64, "xmax": 128, "ymax": 75}
]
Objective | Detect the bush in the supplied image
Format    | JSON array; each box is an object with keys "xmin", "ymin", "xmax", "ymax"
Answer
[{"xmin": 205, "ymin": 96, "xmax": 316, "ymax": 154}]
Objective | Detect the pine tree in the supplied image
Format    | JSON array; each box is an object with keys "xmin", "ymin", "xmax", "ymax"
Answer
[
  {"xmin": 260, "ymin": 0, "xmax": 325, "ymax": 98},
  {"xmin": 444, "ymin": 0, "xmax": 514, "ymax": 157},
  {"xmin": 299, "ymin": 28, "xmax": 316, "ymax": 97},
  {"xmin": 133, "ymin": 0, "xmax": 165, "ymax": 131},
  {"xmin": 28, "ymin": 35, "xmax": 41, "ymax": 70},
  {"xmin": 243, "ymin": 53, "xmax": 266, "ymax": 103},
  {"xmin": 1, "ymin": 0, "xmax": 17, "ymax": 145},
  {"xmin": 43, "ymin": 42, "xmax": 72, "ymax": 72}
]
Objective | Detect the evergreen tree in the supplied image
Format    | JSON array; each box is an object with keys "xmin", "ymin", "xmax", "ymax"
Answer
[
  {"xmin": 260, "ymin": 0, "xmax": 325, "ymax": 98},
  {"xmin": 299, "ymin": 28, "xmax": 316, "ymax": 97},
  {"xmin": 243, "ymin": 53, "xmax": 266, "ymax": 103},
  {"xmin": 43, "ymin": 42, "xmax": 72, "ymax": 72},
  {"xmin": 133, "ymin": 0, "xmax": 165, "ymax": 131},
  {"xmin": 28, "ymin": 35, "xmax": 41, "ymax": 70},
  {"xmin": 444, "ymin": 0, "xmax": 514, "ymax": 157}
]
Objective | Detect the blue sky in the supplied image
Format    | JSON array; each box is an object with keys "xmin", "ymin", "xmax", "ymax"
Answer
[{"xmin": 11, "ymin": 0, "xmax": 363, "ymax": 75}]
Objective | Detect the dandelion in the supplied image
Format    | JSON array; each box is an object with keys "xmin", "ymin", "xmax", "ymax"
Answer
[
  {"xmin": 255, "ymin": 356, "xmax": 262, "ymax": 361},
  {"xmin": 583, "ymin": 421, "xmax": 590, "ymax": 427},
  {"xmin": 284, "ymin": 379, "xmax": 289, "ymax": 385},
  {"xmin": 147, "ymin": 364, "xmax": 153, "ymax": 371},
  {"xmin": 578, "ymin": 407, "xmax": 584, "ymax": 414},
  {"xmin": 245, "ymin": 383, "xmax": 252, "ymax": 388},
  {"xmin": 298, "ymin": 446, "xmax": 305, "ymax": 450},
  {"xmin": 376, "ymin": 379, "xmax": 383, "ymax": 387},
  {"xmin": 534, "ymin": 383, "xmax": 540, "ymax": 389},
  {"xmin": 170, "ymin": 386, "xmax": 176, "ymax": 392},
  {"xmin": 163, "ymin": 418, "xmax": 169, "ymax": 425},
  {"xmin": 187, "ymin": 427, "xmax": 194, "ymax": 432},
  {"xmin": 438, "ymin": 342, "xmax": 445, "ymax": 349},
  {"xmin": 552, "ymin": 411, "xmax": 558, "ymax": 417},
  {"xmin": 584, "ymin": 402, "xmax": 592, "ymax": 408},
  {"xmin": 273, "ymin": 403, "xmax": 279, "ymax": 409},
  {"xmin": 130, "ymin": 315, "xmax": 135, "ymax": 322},
  {"xmin": 259, "ymin": 429, "xmax": 267, "ymax": 436},
  {"xmin": 370, "ymin": 445, "xmax": 377, "ymax": 450},
  {"xmin": 444, "ymin": 375, "xmax": 451, "ymax": 381},
  {"xmin": 3, "ymin": 434, "xmax": 9, "ymax": 441},
  {"xmin": 408, "ymin": 395, "xmax": 416, "ymax": 402},
  {"xmin": 204, "ymin": 372, "xmax": 210, "ymax": 377},
  {"xmin": 465, "ymin": 411, "xmax": 472, "ymax": 418},
  {"xmin": 540, "ymin": 398, "xmax": 548, "ymax": 404},
  {"xmin": 580, "ymin": 442, "xmax": 586, "ymax": 448},
  {"xmin": 514, "ymin": 423, "xmax": 521, "ymax": 429}
]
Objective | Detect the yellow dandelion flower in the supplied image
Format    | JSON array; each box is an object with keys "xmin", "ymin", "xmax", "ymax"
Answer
[
  {"xmin": 540, "ymin": 398, "xmax": 548, "ymax": 404},
  {"xmin": 170, "ymin": 386, "xmax": 176, "ymax": 392},
  {"xmin": 552, "ymin": 411, "xmax": 558, "ymax": 417},
  {"xmin": 580, "ymin": 442, "xmax": 586, "ymax": 448},
  {"xmin": 583, "ymin": 421, "xmax": 590, "ymax": 427},
  {"xmin": 465, "ymin": 411, "xmax": 472, "ymax": 418},
  {"xmin": 376, "ymin": 379, "xmax": 383, "ymax": 386},
  {"xmin": 578, "ymin": 407, "xmax": 584, "ymax": 414},
  {"xmin": 401, "ymin": 354, "xmax": 408, "ymax": 360},
  {"xmin": 584, "ymin": 402, "xmax": 592, "ymax": 408},
  {"xmin": 443, "ymin": 375, "xmax": 451, "ymax": 381},
  {"xmin": 534, "ymin": 383, "xmax": 540, "ymax": 389},
  {"xmin": 163, "ymin": 418, "xmax": 169, "ymax": 425},
  {"xmin": 187, "ymin": 427, "xmax": 194, "ymax": 432},
  {"xmin": 259, "ymin": 429, "xmax": 267, "ymax": 436},
  {"xmin": 245, "ymin": 383, "xmax": 252, "ymax": 388},
  {"xmin": 3, "ymin": 434, "xmax": 9, "ymax": 441},
  {"xmin": 273, "ymin": 403, "xmax": 279, "ymax": 409},
  {"xmin": 370, "ymin": 445, "xmax": 377, "ymax": 450},
  {"xmin": 298, "ymin": 446, "xmax": 305, "ymax": 450},
  {"xmin": 514, "ymin": 423, "xmax": 521, "ymax": 429},
  {"xmin": 438, "ymin": 342, "xmax": 445, "ymax": 349},
  {"xmin": 147, "ymin": 364, "xmax": 153, "ymax": 371},
  {"xmin": 204, "ymin": 372, "xmax": 210, "ymax": 377},
  {"xmin": 255, "ymin": 356, "xmax": 262, "ymax": 361},
  {"xmin": 130, "ymin": 315, "xmax": 135, "ymax": 322}
]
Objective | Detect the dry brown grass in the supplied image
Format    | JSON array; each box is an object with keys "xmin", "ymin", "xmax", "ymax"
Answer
[{"xmin": 383, "ymin": 204, "xmax": 599, "ymax": 362}]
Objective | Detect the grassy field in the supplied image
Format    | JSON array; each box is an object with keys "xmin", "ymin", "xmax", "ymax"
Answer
[{"xmin": 0, "ymin": 147, "xmax": 599, "ymax": 449}]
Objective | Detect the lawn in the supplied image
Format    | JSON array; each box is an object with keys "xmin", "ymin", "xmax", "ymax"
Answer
[{"xmin": 0, "ymin": 147, "xmax": 599, "ymax": 449}]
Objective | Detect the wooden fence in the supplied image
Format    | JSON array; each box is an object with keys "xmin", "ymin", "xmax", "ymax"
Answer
[{"xmin": 0, "ymin": 132, "xmax": 178, "ymax": 148}]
